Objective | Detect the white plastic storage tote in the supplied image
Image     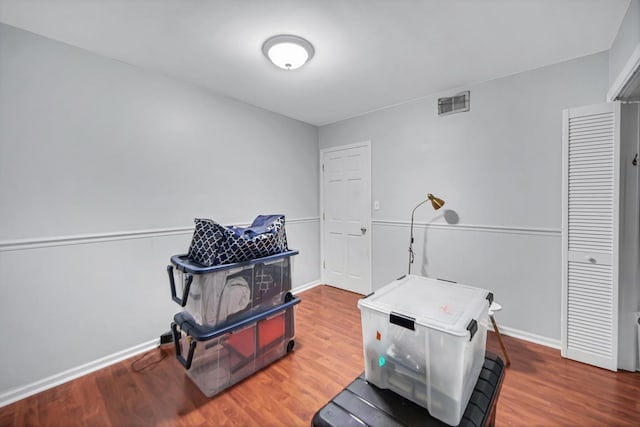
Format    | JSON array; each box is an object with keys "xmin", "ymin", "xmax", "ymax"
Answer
[
  {"xmin": 168, "ymin": 250, "xmax": 297, "ymax": 328},
  {"xmin": 358, "ymin": 275, "xmax": 492, "ymax": 426}
]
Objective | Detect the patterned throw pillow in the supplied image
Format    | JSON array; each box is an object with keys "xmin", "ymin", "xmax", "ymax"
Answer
[
  {"xmin": 245, "ymin": 214, "xmax": 287, "ymax": 258},
  {"xmin": 215, "ymin": 215, "xmax": 288, "ymax": 265},
  {"xmin": 187, "ymin": 218, "xmax": 228, "ymax": 266},
  {"xmin": 187, "ymin": 215, "xmax": 288, "ymax": 266}
]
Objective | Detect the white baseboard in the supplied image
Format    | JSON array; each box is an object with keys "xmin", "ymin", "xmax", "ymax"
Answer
[
  {"xmin": 0, "ymin": 279, "xmax": 322, "ymax": 409},
  {"xmin": 292, "ymin": 279, "xmax": 322, "ymax": 295},
  {"xmin": 489, "ymin": 323, "xmax": 561, "ymax": 350},
  {"xmin": 0, "ymin": 298, "xmax": 560, "ymax": 409},
  {"xmin": 290, "ymin": 281, "xmax": 562, "ymax": 350},
  {"xmin": 0, "ymin": 338, "xmax": 159, "ymax": 408}
]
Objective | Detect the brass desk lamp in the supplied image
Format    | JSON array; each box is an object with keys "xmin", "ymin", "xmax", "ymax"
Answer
[{"xmin": 408, "ymin": 193, "xmax": 445, "ymax": 275}]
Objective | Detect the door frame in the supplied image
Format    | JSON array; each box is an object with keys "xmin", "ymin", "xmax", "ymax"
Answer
[
  {"xmin": 607, "ymin": 42, "xmax": 640, "ymax": 101},
  {"xmin": 319, "ymin": 140, "xmax": 372, "ymax": 294}
]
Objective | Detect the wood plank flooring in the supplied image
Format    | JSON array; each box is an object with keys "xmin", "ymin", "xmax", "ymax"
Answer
[{"xmin": 1, "ymin": 285, "xmax": 639, "ymax": 426}]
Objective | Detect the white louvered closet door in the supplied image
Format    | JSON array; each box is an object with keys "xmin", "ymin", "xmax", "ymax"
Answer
[{"xmin": 562, "ymin": 102, "xmax": 620, "ymax": 371}]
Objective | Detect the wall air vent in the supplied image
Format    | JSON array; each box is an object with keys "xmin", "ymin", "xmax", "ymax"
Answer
[{"xmin": 438, "ymin": 91, "xmax": 470, "ymax": 116}]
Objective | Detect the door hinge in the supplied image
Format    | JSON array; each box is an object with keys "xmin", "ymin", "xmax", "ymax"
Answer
[
  {"xmin": 323, "ymin": 260, "xmax": 325, "ymax": 269},
  {"xmin": 323, "ymin": 212, "xmax": 325, "ymax": 220},
  {"xmin": 322, "ymin": 163, "xmax": 324, "ymax": 172}
]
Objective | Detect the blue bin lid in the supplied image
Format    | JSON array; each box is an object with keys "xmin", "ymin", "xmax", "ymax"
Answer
[
  {"xmin": 171, "ymin": 249, "xmax": 298, "ymax": 274},
  {"xmin": 173, "ymin": 295, "xmax": 300, "ymax": 341}
]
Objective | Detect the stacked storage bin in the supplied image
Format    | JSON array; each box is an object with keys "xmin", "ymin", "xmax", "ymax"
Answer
[{"xmin": 168, "ymin": 250, "xmax": 299, "ymax": 397}]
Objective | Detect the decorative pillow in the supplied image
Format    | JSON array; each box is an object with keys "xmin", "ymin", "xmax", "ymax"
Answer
[
  {"xmin": 245, "ymin": 214, "xmax": 288, "ymax": 258},
  {"xmin": 187, "ymin": 215, "xmax": 288, "ymax": 266},
  {"xmin": 215, "ymin": 215, "xmax": 288, "ymax": 265},
  {"xmin": 187, "ymin": 218, "xmax": 228, "ymax": 266}
]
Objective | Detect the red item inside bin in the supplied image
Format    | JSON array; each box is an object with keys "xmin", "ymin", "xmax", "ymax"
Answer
[
  {"xmin": 259, "ymin": 313, "xmax": 285, "ymax": 349},
  {"xmin": 227, "ymin": 326, "xmax": 256, "ymax": 358}
]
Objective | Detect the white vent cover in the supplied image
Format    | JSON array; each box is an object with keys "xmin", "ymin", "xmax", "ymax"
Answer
[{"xmin": 438, "ymin": 91, "xmax": 470, "ymax": 116}]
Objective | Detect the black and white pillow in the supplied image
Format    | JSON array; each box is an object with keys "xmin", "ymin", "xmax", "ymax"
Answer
[
  {"xmin": 187, "ymin": 215, "xmax": 289, "ymax": 266},
  {"xmin": 187, "ymin": 218, "xmax": 229, "ymax": 266},
  {"xmin": 215, "ymin": 215, "xmax": 288, "ymax": 265}
]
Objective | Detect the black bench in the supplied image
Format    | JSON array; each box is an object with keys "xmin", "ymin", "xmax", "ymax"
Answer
[{"xmin": 311, "ymin": 352, "xmax": 505, "ymax": 427}]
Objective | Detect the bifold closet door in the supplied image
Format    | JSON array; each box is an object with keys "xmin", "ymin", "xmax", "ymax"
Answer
[{"xmin": 561, "ymin": 102, "xmax": 619, "ymax": 371}]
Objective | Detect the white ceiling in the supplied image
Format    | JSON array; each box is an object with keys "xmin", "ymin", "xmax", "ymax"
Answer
[{"xmin": 0, "ymin": 0, "xmax": 631, "ymax": 126}]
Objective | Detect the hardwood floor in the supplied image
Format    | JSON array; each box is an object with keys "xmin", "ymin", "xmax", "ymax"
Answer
[{"xmin": 1, "ymin": 285, "xmax": 639, "ymax": 426}]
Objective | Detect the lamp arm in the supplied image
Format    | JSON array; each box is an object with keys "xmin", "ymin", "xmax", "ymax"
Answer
[{"xmin": 408, "ymin": 198, "xmax": 430, "ymax": 275}]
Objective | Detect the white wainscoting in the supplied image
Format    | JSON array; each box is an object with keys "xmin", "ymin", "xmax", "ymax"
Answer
[
  {"xmin": 0, "ymin": 217, "xmax": 320, "ymax": 408},
  {"xmin": 371, "ymin": 219, "xmax": 562, "ymax": 348}
]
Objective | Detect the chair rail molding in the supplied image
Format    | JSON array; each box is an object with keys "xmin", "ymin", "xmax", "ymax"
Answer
[
  {"xmin": 372, "ymin": 219, "xmax": 560, "ymax": 237},
  {"xmin": 0, "ymin": 216, "xmax": 320, "ymax": 252}
]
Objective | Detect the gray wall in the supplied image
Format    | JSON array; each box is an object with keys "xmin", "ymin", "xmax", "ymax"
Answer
[
  {"xmin": 609, "ymin": 0, "xmax": 640, "ymax": 87},
  {"xmin": 319, "ymin": 52, "xmax": 610, "ymax": 345},
  {"xmin": 0, "ymin": 24, "xmax": 319, "ymax": 403}
]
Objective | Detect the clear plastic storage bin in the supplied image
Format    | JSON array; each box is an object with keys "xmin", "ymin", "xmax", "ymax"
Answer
[
  {"xmin": 358, "ymin": 275, "xmax": 492, "ymax": 426},
  {"xmin": 168, "ymin": 250, "xmax": 297, "ymax": 328},
  {"xmin": 172, "ymin": 294, "xmax": 299, "ymax": 398}
]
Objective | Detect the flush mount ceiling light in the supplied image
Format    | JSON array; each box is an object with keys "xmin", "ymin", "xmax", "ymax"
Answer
[{"xmin": 262, "ymin": 35, "xmax": 315, "ymax": 70}]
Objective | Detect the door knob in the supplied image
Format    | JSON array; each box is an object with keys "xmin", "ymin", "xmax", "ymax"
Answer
[{"xmin": 361, "ymin": 227, "xmax": 367, "ymax": 235}]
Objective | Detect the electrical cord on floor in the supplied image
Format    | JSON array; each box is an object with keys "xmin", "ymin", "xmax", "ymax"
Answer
[{"xmin": 131, "ymin": 346, "xmax": 169, "ymax": 373}]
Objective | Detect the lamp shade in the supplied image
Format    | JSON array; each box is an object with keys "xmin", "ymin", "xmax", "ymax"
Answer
[
  {"xmin": 428, "ymin": 193, "xmax": 445, "ymax": 210},
  {"xmin": 262, "ymin": 35, "xmax": 315, "ymax": 70}
]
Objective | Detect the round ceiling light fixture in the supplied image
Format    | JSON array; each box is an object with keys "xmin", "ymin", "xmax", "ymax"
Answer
[{"xmin": 262, "ymin": 35, "xmax": 315, "ymax": 70}]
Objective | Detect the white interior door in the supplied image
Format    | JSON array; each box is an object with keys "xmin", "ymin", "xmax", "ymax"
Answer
[{"xmin": 321, "ymin": 142, "xmax": 371, "ymax": 295}]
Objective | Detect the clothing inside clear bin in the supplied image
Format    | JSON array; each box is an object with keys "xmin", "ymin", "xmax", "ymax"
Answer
[{"xmin": 181, "ymin": 259, "xmax": 289, "ymax": 327}]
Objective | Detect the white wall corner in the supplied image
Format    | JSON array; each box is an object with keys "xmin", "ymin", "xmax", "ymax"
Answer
[
  {"xmin": 292, "ymin": 279, "xmax": 322, "ymax": 295},
  {"xmin": 607, "ymin": 42, "xmax": 640, "ymax": 101}
]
